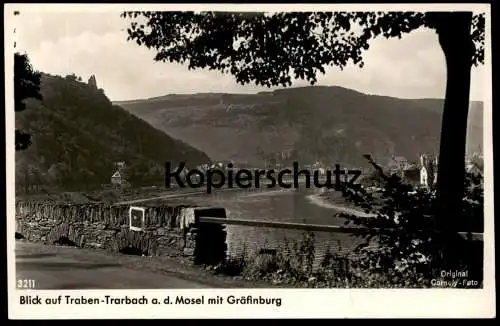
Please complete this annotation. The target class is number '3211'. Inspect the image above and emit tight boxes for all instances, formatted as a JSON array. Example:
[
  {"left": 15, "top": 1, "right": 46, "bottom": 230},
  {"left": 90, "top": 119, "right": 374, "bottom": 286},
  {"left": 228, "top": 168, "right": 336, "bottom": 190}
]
[{"left": 17, "top": 279, "right": 36, "bottom": 289}]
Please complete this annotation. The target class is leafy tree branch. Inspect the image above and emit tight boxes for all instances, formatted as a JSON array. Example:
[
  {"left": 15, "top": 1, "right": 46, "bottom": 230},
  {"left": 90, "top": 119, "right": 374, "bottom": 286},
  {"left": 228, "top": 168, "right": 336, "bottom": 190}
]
[{"left": 14, "top": 53, "right": 43, "bottom": 151}]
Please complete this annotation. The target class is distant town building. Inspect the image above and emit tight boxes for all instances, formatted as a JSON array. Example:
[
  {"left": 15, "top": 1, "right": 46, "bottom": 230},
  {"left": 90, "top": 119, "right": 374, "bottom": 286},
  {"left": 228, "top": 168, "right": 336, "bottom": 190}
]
[
  {"left": 272, "top": 149, "right": 294, "bottom": 169},
  {"left": 402, "top": 164, "right": 421, "bottom": 185},
  {"left": 111, "top": 170, "right": 122, "bottom": 186},
  {"left": 280, "top": 149, "right": 293, "bottom": 160},
  {"left": 116, "top": 161, "right": 126, "bottom": 170},
  {"left": 110, "top": 161, "right": 129, "bottom": 187},
  {"left": 419, "top": 154, "right": 438, "bottom": 188},
  {"left": 388, "top": 155, "right": 410, "bottom": 173}
]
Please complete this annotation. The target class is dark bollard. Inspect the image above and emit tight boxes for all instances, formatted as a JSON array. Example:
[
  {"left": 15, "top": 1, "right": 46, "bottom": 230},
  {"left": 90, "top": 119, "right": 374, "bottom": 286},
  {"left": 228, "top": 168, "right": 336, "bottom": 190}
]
[{"left": 191, "top": 207, "right": 228, "bottom": 266}]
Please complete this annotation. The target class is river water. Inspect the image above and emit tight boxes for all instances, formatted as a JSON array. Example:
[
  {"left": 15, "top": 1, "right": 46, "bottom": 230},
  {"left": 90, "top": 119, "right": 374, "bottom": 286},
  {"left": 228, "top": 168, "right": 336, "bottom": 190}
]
[{"left": 158, "top": 187, "right": 373, "bottom": 263}]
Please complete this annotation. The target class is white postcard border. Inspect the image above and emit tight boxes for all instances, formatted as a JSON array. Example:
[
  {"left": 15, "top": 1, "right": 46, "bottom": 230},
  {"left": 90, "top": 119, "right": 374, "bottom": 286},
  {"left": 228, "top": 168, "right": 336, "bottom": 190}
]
[{"left": 5, "top": 3, "right": 495, "bottom": 319}]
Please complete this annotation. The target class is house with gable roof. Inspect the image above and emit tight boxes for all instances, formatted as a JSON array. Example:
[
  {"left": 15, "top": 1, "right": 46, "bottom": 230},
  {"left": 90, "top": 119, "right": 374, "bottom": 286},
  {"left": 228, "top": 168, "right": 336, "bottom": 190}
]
[
  {"left": 110, "top": 161, "right": 129, "bottom": 187},
  {"left": 111, "top": 170, "right": 123, "bottom": 186}
]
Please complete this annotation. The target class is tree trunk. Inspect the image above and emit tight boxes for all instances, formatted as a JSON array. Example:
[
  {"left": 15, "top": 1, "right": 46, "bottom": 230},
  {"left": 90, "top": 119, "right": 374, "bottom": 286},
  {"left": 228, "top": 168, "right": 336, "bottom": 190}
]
[{"left": 434, "top": 12, "right": 475, "bottom": 231}]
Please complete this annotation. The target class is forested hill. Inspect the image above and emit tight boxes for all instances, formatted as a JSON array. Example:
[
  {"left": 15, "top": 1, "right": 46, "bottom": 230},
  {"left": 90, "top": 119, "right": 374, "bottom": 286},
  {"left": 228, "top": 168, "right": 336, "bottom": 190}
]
[
  {"left": 15, "top": 73, "right": 210, "bottom": 193},
  {"left": 116, "top": 86, "right": 483, "bottom": 168}
]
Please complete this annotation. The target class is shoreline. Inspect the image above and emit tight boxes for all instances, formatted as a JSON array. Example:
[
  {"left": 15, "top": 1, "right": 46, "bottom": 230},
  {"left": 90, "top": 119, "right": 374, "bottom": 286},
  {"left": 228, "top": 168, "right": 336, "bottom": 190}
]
[{"left": 305, "top": 193, "right": 376, "bottom": 218}]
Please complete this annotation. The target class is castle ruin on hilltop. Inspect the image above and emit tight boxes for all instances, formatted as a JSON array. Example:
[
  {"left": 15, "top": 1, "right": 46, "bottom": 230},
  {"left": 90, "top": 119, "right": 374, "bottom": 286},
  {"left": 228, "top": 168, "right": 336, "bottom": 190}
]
[{"left": 88, "top": 75, "right": 98, "bottom": 89}]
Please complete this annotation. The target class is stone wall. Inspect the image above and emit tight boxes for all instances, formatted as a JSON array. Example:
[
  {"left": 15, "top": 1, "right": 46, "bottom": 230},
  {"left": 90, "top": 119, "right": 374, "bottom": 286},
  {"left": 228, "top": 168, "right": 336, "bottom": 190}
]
[{"left": 15, "top": 201, "right": 228, "bottom": 265}]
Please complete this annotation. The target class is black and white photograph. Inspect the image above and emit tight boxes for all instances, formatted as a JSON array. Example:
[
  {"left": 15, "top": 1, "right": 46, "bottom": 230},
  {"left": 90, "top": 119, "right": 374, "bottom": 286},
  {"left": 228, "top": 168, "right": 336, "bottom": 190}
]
[{"left": 7, "top": 3, "right": 495, "bottom": 319}]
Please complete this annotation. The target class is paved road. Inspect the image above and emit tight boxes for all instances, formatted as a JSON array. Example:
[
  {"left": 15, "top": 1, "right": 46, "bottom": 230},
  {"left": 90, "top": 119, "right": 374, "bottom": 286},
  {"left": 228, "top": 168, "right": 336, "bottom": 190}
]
[{"left": 15, "top": 241, "right": 212, "bottom": 289}]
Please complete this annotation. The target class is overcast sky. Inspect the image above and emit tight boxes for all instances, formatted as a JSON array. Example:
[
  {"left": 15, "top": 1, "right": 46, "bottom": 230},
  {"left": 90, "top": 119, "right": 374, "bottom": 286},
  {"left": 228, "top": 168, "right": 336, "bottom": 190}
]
[{"left": 12, "top": 10, "right": 486, "bottom": 102}]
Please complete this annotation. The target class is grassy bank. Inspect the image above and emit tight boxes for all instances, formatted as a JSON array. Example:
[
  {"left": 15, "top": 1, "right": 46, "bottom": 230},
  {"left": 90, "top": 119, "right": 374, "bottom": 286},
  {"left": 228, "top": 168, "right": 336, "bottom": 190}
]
[
  {"left": 206, "top": 231, "right": 483, "bottom": 289},
  {"left": 206, "top": 231, "right": 388, "bottom": 288}
]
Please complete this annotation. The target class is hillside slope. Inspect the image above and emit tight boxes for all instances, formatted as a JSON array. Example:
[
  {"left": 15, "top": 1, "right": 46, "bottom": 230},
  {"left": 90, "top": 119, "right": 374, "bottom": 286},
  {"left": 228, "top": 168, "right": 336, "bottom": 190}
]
[
  {"left": 115, "top": 86, "right": 483, "bottom": 168},
  {"left": 15, "top": 73, "right": 210, "bottom": 192}
]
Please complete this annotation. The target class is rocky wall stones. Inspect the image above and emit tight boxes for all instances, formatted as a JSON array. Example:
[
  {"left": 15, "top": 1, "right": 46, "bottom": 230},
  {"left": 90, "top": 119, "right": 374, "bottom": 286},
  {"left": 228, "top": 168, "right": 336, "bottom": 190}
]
[
  {"left": 15, "top": 202, "right": 229, "bottom": 265},
  {"left": 15, "top": 202, "right": 191, "bottom": 258}
]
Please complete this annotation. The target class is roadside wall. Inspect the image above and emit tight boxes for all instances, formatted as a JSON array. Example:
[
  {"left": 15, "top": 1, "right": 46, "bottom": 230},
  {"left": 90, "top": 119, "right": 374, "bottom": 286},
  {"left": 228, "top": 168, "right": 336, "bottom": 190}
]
[{"left": 15, "top": 201, "right": 227, "bottom": 265}]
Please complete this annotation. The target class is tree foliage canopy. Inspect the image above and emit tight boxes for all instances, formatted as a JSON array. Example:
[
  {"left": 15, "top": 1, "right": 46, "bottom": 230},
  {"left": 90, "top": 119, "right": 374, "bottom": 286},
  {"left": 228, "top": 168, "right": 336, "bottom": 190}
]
[
  {"left": 15, "top": 53, "right": 42, "bottom": 112},
  {"left": 122, "top": 11, "right": 485, "bottom": 87},
  {"left": 14, "top": 53, "right": 43, "bottom": 151}
]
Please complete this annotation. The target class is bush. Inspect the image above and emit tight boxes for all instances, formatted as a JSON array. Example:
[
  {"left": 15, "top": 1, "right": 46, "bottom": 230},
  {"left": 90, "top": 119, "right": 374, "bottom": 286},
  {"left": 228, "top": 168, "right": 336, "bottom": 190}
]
[{"left": 340, "top": 158, "right": 484, "bottom": 288}]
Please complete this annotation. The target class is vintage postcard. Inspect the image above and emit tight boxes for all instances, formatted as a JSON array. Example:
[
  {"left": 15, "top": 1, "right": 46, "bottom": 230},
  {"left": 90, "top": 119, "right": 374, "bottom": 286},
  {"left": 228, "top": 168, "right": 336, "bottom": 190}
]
[{"left": 5, "top": 3, "right": 495, "bottom": 319}]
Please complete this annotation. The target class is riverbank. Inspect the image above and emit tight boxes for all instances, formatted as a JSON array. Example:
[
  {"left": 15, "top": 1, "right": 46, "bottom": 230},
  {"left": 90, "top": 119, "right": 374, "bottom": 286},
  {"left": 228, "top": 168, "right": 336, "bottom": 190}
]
[{"left": 306, "top": 191, "right": 375, "bottom": 218}]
